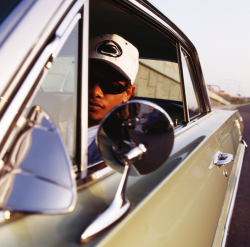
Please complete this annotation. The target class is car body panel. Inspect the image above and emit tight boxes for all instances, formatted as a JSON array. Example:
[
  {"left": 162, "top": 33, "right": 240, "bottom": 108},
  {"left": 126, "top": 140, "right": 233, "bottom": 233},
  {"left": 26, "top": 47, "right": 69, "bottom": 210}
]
[
  {"left": 94, "top": 110, "right": 243, "bottom": 247},
  {"left": 0, "top": 109, "right": 243, "bottom": 247}
]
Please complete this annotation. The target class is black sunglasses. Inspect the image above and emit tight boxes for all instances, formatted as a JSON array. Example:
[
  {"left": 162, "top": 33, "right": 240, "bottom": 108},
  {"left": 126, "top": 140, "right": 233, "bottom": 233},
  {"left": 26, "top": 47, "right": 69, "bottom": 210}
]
[{"left": 89, "top": 75, "right": 129, "bottom": 94}]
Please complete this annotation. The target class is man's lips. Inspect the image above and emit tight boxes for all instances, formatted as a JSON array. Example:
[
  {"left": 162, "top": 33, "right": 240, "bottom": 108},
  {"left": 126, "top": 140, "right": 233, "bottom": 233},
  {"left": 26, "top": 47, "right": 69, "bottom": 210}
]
[{"left": 89, "top": 101, "right": 104, "bottom": 110}]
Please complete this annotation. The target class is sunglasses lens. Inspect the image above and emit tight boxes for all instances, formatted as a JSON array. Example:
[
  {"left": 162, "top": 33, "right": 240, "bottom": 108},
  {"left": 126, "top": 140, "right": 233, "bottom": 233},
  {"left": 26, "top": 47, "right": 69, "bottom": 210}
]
[
  {"left": 103, "top": 81, "right": 126, "bottom": 94},
  {"left": 89, "top": 76, "right": 128, "bottom": 94}
]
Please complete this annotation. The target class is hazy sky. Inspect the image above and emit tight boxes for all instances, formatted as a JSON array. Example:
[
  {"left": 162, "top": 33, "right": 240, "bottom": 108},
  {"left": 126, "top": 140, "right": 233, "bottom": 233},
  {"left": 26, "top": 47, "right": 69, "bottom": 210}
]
[{"left": 150, "top": 0, "right": 250, "bottom": 97}]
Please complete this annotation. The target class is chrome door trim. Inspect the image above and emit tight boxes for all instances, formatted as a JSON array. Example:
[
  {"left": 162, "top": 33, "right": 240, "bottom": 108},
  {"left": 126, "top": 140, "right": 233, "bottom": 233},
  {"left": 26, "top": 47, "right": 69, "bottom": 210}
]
[
  {"left": 212, "top": 142, "right": 246, "bottom": 247},
  {"left": 221, "top": 145, "right": 245, "bottom": 246}
]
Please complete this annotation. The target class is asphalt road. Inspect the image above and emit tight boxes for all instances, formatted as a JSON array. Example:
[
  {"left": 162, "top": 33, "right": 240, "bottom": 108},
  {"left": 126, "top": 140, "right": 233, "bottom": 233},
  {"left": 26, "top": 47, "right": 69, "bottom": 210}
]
[{"left": 226, "top": 104, "right": 250, "bottom": 247}]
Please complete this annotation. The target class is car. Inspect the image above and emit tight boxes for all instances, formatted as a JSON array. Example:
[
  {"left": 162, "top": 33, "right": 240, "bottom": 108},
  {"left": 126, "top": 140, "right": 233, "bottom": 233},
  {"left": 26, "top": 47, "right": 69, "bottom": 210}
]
[{"left": 0, "top": 0, "right": 246, "bottom": 246}]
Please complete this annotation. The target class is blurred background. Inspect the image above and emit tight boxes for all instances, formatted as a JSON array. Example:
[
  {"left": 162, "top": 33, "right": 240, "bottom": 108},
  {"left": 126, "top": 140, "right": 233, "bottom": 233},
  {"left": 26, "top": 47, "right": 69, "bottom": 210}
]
[{"left": 150, "top": 0, "right": 250, "bottom": 105}]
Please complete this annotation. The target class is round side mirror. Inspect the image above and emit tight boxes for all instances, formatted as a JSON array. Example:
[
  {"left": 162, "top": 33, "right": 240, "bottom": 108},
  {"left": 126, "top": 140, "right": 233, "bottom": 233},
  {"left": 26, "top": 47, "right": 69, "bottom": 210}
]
[
  {"left": 81, "top": 100, "right": 174, "bottom": 243},
  {"left": 97, "top": 100, "right": 174, "bottom": 175}
]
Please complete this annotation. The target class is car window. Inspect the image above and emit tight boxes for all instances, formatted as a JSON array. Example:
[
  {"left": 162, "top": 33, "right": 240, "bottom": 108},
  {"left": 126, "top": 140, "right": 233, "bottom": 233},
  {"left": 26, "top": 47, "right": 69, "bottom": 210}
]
[
  {"left": 87, "top": 0, "right": 187, "bottom": 167},
  {"left": 180, "top": 48, "right": 200, "bottom": 119},
  {"left": 28, "top": 20, "right": 79, "bottom": 161},
  {"left": 135, "top": 59, "right": 181, "bottom": 101},
  {"left": 134, "top": 59, "right": 183, "bottom": 127}
]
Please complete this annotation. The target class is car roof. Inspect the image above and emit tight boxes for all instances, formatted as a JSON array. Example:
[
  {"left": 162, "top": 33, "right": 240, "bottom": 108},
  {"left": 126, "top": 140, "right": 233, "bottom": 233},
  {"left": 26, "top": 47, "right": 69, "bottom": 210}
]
[{"left": 0, "top": 0, "right": 22, "bottom": 25}]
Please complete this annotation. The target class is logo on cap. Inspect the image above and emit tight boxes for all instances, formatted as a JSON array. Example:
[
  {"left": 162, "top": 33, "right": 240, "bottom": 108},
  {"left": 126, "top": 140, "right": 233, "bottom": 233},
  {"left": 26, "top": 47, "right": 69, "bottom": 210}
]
[{"left": 96, "top": 40, "right": 122, "bottom": 58}]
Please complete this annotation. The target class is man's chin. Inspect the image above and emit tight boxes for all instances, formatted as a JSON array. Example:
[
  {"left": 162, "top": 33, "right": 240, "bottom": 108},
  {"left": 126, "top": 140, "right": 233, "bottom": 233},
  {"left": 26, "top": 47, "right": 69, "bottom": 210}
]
[{"left": 88, "top": 113, "right": 103, "bottom": 127}]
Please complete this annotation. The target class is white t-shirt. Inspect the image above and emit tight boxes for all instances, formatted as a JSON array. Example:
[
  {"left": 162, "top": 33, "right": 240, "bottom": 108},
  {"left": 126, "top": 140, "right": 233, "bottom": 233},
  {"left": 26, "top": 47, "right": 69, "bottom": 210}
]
[{"left": 88, "top": 125, "right": 99, "bottom": 146}]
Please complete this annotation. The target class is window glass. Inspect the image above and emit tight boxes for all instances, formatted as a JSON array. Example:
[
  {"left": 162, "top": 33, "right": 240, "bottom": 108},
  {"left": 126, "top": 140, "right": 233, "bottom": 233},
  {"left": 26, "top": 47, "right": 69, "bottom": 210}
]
[
  {"left": 30, "top": 22, "right": 79, "bottom": 160},
  {"left": 180, "top": 49, "right": 200, "bottom": 118},
  {"left": 134, "top": 59, "right": 181, "bottom": 101}
]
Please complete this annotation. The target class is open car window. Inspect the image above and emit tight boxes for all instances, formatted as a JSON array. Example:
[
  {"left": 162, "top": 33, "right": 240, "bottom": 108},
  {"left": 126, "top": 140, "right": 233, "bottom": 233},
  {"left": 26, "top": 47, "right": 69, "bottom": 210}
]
[
  {"left": 134, "top": 59, "right": 183, "bottom": 127},
  {"left": 87, "top": 0, "right": 205, "bottom": 167}
]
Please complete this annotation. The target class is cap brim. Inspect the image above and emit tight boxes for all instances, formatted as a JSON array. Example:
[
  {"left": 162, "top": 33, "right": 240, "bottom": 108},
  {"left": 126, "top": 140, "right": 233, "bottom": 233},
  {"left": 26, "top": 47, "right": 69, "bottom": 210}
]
[{"left": 89, "top": 59, "right": 130, "bottom": 82}]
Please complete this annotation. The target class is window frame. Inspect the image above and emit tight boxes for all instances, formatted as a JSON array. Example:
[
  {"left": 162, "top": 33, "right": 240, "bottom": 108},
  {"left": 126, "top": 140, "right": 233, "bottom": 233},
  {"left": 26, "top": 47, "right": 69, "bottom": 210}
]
[
  {"left": 79, "top": 0, "right": 213, "bottom": 186},
  {"left": 179, "top": 46, "right": 202, "bottom": 121},
  {"left": 0, "top": 0, "right": 88, "bottom": 173}
]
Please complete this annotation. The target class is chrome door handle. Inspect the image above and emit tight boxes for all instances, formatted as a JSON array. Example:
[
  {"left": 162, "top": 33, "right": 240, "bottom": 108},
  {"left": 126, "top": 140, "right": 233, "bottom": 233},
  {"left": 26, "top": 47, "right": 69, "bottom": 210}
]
[
  {"left": 213, "top": 151, "right": 233, "bottom": 168},
  {"left": 241, "top": 139, "right": 248, "bottom": 147}
]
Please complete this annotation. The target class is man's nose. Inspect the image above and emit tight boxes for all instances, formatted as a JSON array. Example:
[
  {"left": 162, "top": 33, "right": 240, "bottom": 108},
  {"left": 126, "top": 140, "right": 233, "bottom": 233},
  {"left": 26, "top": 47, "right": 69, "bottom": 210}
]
[{"left": 89, "top": 82, "right": 104, "bottom": 98}]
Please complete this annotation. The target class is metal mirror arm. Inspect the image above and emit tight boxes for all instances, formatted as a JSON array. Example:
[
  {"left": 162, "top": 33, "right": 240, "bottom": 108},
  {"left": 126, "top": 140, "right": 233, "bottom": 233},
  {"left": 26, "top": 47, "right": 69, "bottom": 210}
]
[{"left": 80, "top": 144, "right": 146, "bottom": 243}]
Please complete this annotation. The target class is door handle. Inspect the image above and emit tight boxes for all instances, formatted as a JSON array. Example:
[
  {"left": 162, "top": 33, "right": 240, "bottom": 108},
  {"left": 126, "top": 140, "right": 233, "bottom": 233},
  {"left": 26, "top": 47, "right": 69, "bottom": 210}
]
[{"left": 213, "top": 151, "right": 233, "bottom": 168}]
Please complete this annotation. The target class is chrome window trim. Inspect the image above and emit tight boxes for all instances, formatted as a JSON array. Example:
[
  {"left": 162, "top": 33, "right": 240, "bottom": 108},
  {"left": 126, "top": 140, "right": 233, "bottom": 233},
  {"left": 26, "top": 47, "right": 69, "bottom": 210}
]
[
  {"left": 0, "top": 0, "right": 86, "bottom": 157},
  {"left": 80, "top": 0, "right": 89, "bottom": 174},
  {"left": 176, "top": 43, "right": 189, "bottom": 123},
  {"left": 174, "top": 112, "right": 213, "bottom": 138},
  {"left": 180, "top": 46, "right": 202, "bottom": 120},
  {"left": 0, "top": 38, "right": 59, "bottom": 157},
  {"left": 56, "top": 0, "right": 87, "bottom": 38},
  {"left": 128, "top": 0, "right": 185, "bottom": 44},
  {"left": 53, "top": 13, "right": 82, "bottom": 59}
]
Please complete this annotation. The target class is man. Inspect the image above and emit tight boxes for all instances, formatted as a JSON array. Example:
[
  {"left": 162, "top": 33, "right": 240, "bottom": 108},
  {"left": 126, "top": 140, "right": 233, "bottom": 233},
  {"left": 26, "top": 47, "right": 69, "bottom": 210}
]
[{"left": 88, "top": 34, "right": 139, "bottom": 164}]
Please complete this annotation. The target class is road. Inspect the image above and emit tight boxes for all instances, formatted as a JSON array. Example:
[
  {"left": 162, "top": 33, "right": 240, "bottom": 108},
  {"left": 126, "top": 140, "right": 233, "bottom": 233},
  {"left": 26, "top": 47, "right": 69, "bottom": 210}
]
[{"left": 226, "top": 104, "right": 250, "bottom": 247}]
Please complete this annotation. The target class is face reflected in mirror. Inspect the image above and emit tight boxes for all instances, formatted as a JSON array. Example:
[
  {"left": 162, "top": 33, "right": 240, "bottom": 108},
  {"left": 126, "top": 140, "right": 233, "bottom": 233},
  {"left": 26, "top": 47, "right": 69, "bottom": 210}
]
[{"left": 88, "top": 62, "right": 135, "bottom": 127}]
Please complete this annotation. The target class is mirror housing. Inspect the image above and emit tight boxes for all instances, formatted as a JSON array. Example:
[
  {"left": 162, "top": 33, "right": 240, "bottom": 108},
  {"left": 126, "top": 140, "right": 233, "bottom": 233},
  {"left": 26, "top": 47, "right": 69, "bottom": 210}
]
[
  {"left": 0, "top": 106, "right": 76, "bottom": 214},
  {"left": 81, "top": 100, "right": 174, "bottom": 242}
]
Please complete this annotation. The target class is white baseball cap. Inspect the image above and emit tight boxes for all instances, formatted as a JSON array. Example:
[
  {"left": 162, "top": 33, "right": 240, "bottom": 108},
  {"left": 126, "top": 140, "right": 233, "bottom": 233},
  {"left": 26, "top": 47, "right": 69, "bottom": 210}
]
[{"left": 89, "top": 34, "right": 139, "bottom": 84}]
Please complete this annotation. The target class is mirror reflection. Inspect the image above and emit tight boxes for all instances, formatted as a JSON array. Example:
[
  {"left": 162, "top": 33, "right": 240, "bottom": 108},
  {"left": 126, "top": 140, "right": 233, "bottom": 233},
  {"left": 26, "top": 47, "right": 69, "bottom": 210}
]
[{"left": 98, "top": 100, "right": 174, "bottom": 175}]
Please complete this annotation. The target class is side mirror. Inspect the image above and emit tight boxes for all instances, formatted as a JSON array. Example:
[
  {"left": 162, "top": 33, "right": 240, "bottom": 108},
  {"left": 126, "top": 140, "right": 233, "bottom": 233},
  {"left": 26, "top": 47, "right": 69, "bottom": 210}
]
[
  {"left": 0, "top": 106, "right": 76, "bottom": 214},
  {"left": 81, "top": 100, "right": 174, "bottom": 243}
]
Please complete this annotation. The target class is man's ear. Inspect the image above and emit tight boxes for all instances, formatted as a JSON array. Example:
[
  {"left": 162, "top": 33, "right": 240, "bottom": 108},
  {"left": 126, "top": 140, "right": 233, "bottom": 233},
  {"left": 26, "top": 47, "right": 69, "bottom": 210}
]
[{"left": 122, "top": 85, "right": 136, "bottom": 102}]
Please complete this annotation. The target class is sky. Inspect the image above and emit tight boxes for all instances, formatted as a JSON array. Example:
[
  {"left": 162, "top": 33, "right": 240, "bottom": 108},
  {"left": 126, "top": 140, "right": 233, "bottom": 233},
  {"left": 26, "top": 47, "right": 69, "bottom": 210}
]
[{"left": 150, "top": 0, "right": 250, "bottom": 98}]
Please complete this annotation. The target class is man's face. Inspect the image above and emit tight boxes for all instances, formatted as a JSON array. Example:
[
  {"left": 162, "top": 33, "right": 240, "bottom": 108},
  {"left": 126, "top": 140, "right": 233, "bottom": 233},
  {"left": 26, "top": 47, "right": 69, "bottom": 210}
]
[{"left": 88, "top": 74, "right": 135, "bottom": 127}]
